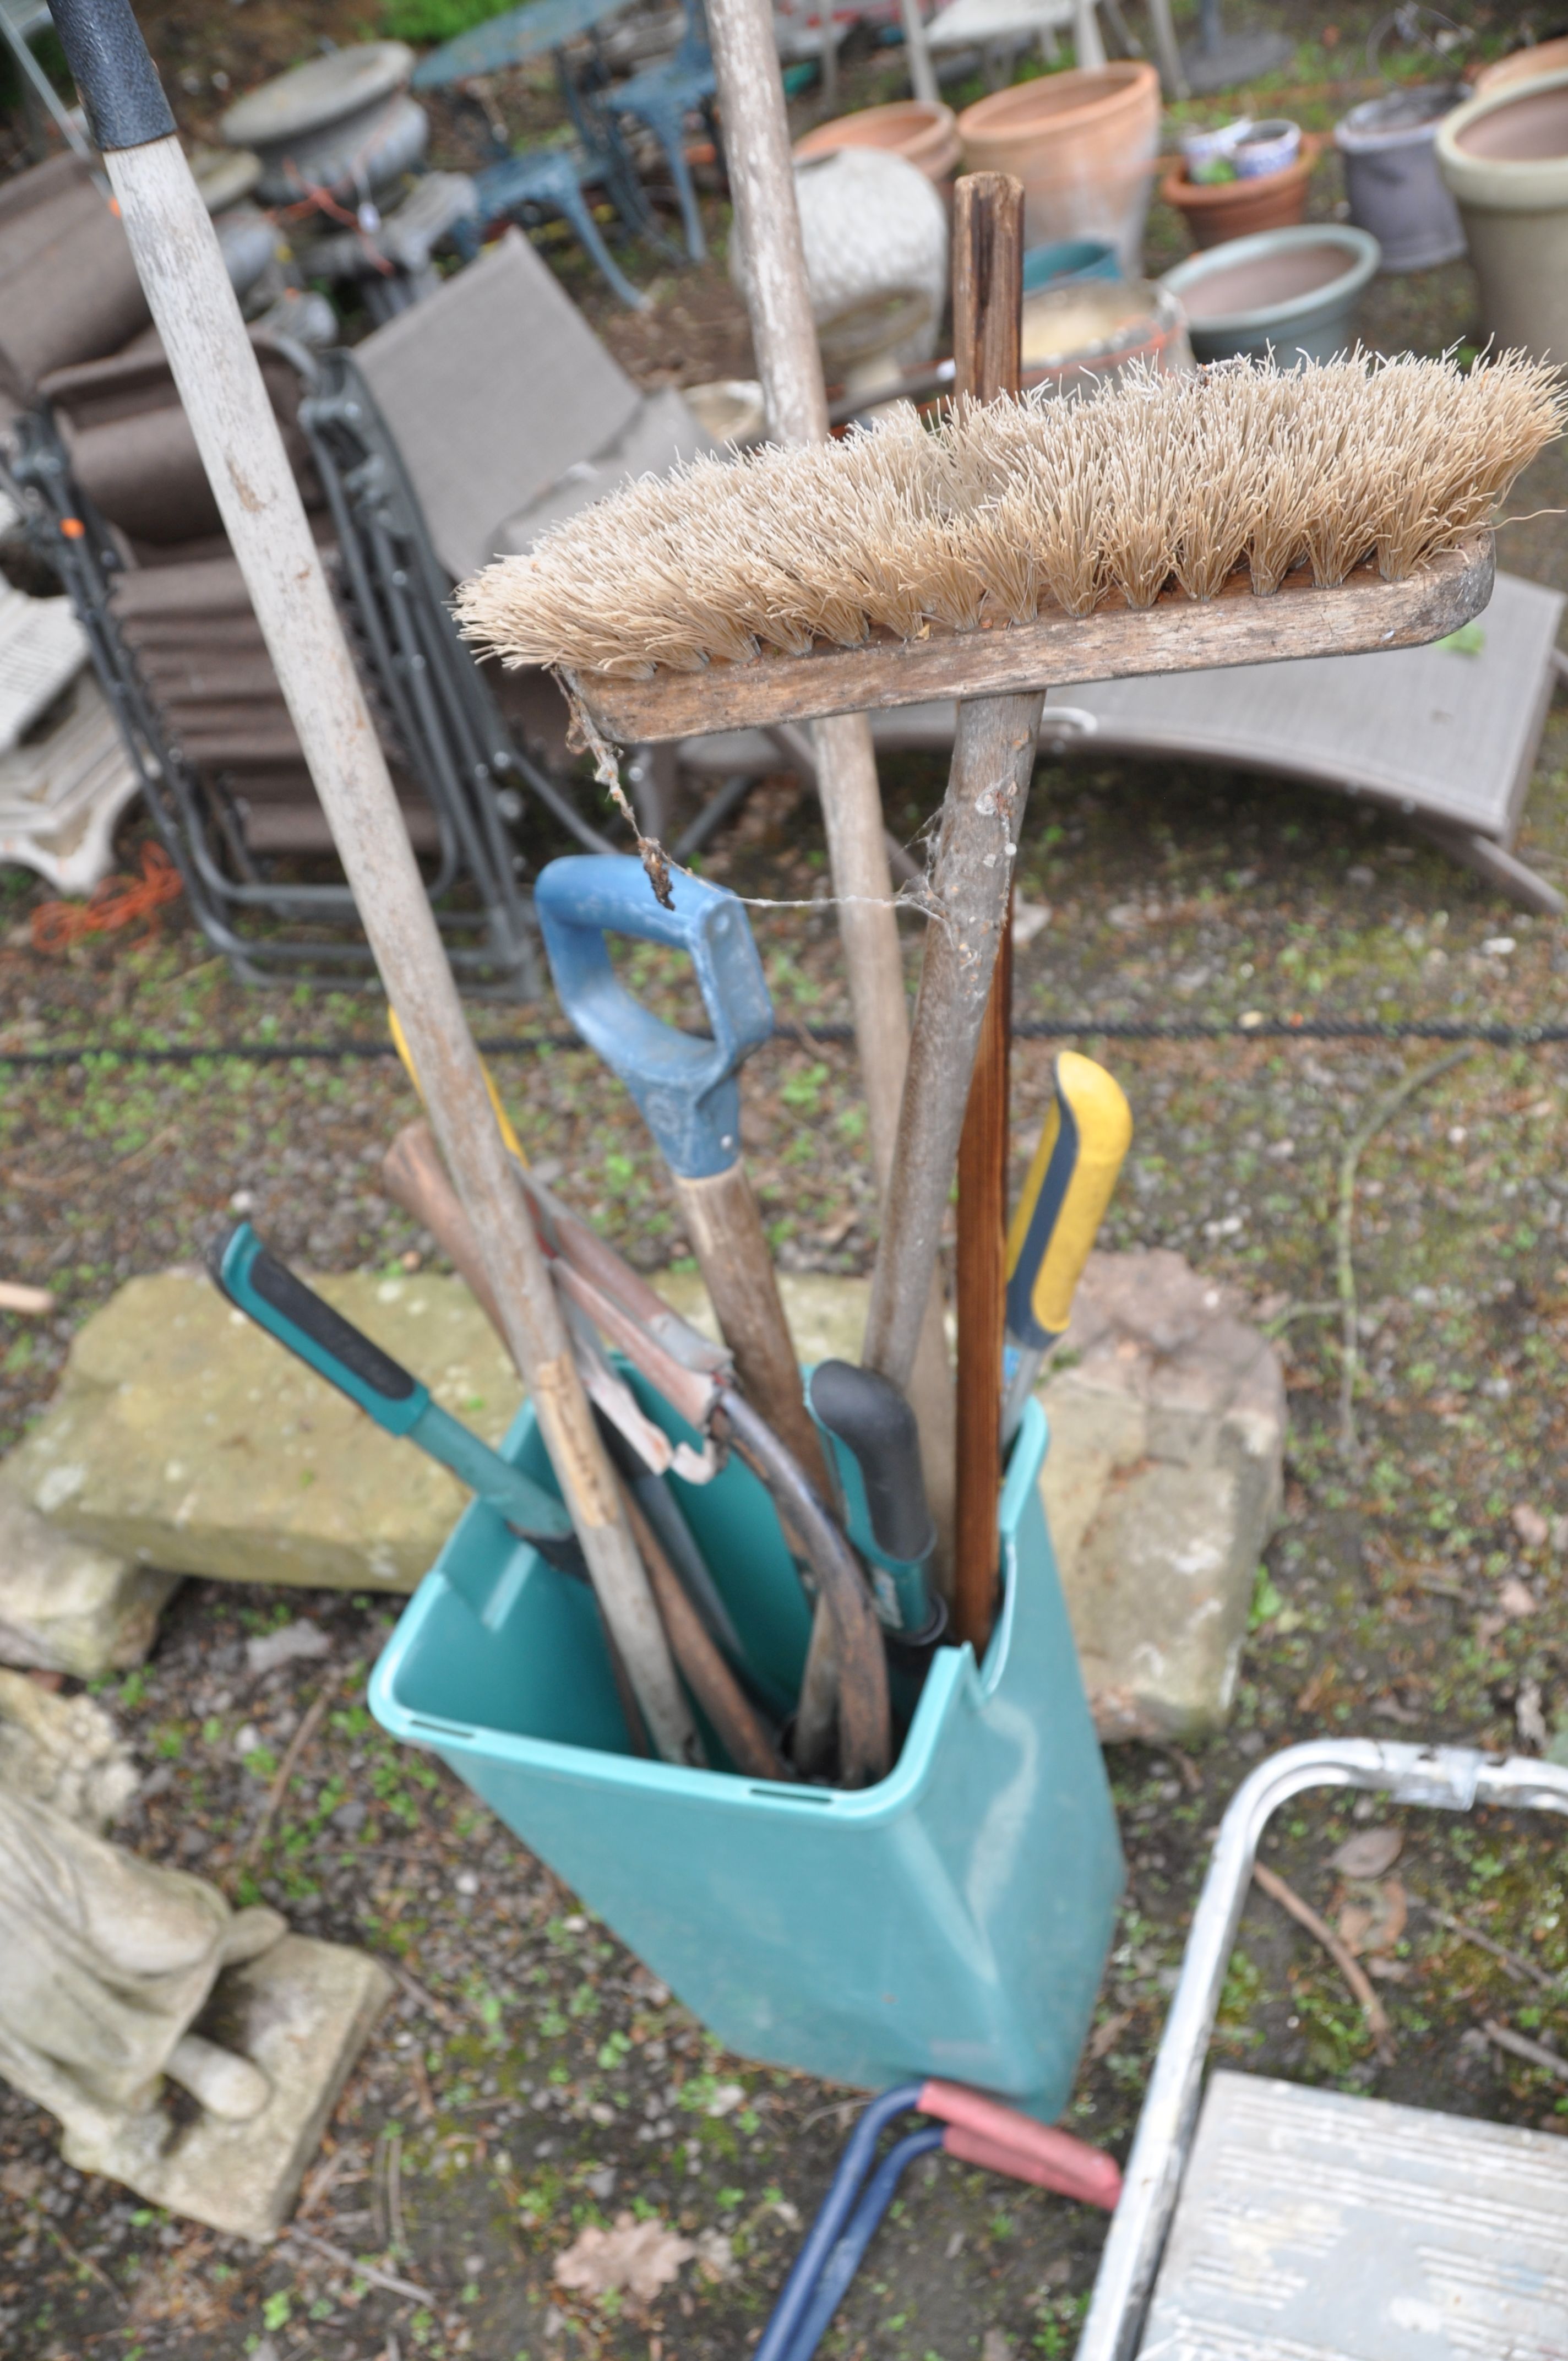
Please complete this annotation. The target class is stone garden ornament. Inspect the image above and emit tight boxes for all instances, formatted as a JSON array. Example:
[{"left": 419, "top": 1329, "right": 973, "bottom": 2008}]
[{"left": 0, "top": 1724, "right": 392, "bottom": 2238}]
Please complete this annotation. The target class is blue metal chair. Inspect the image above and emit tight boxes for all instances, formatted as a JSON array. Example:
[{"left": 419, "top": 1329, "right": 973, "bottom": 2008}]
[
  {"left": 606, "top": 0, "right": 717, "bottom": 263},
  {"left": 470, "top": 146, "right": 650, "bottom": 308}
]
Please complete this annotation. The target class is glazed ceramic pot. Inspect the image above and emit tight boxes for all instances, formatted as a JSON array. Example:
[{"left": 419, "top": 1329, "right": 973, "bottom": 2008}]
[
  {"left": 1159, "top": 224, "right": 1381, "bottom": 362},
  {"left": 1022, "top": 236, "right": 1120, "bottom": 292},
  {"left": 1335, "top": 84, "right": 1466, "bottom": 271},
  {"left": 957, "top": 64, "right": 1161, "bottom": 273},
  {"left": 1437, "top": 68, "right": 1568, "bottom": 361}
]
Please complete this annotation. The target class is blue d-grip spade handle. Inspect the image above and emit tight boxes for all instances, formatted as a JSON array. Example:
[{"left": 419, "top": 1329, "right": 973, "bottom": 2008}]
[
  {"left": 535, "top": 855, "right": 774, "bottom": 1179},
  {"left": 211, "top": 1223, "right": 575, "bottom": 1548}
]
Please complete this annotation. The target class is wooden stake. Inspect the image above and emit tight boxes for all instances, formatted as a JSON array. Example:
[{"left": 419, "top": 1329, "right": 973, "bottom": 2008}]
[
  {"left": 704, "top": 0, "right": 955, "bottom": 1570},
  {"left": 952, "top": 173, "right": 1023, "bottom": 1657},
  {"left": 50, "top": 0, "right": 697, "bottom": 1767}
]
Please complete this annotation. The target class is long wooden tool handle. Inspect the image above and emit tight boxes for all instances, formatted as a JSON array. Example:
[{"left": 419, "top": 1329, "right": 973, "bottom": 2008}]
[
  {"left": 671, "top": 1164, "right": 831, "bottom": 1495},
  {"left": 383, "top": 1120, "right": 506, "bottom": 1339},
  {"left": 862, "top": 693, "right": 1042, "bottom": 1395},
  {"left": 45, "top": 0, "right": 696, "bottom": 1771},
  {"left": 620, "top": 1483, "right": 792, "bottom": 1782},
  {"left": 704, "top": 0, "right": 955, "bottom": 1573},
  {"left": 952, "top": 173, "right": 1025, "bottom": 1657},
  {"left": 380, "top": 1122, "right": 785, "bottom": 1778},
  {"left": 862, "top": 172, "right": 1044, "bottom": 1408}
]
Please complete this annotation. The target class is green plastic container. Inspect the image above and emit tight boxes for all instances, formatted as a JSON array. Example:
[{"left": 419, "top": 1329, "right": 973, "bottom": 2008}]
[{"left": 369, "top": 1393, "right": 1124, "bottom": 2114}]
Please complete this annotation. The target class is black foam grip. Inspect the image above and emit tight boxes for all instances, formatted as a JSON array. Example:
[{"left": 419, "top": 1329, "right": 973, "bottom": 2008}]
[
  {"left": 807, "top": 1359, "right": 934, "bottom": 1562},
  {"left": 249, "top": 1245, "right": 418, "bottom": 1403},
  {"left": 48, "top": 0, "right": 176, "bottom": 151}
]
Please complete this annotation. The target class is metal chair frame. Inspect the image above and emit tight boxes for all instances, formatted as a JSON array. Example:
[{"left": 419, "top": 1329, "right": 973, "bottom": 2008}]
[{"left": 2, "top": 344, "right": 618, "bottom": 989}]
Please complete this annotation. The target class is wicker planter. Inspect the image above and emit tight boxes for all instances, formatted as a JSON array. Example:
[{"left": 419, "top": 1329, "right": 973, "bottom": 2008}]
[{"left": 1161, "top": 134, "right": 1323, "bottom": 249}]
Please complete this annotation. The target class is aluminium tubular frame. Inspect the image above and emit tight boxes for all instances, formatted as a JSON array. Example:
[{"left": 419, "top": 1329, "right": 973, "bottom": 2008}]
[{"left": 1077, "top": 1736, "right": 1568, "bottom": 2361}]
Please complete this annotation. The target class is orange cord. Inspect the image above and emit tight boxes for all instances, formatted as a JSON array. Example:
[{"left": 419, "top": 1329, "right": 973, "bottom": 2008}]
[{"left": 31, "top": 844, "right": 184, "bottom": 955}]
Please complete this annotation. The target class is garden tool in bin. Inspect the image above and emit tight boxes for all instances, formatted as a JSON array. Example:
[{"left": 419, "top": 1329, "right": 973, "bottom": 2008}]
[
  {"left": 535, "top": 854, "right": 889, "bottom": 1782},
  {"left": 379, "top": 1078, "right": 889, "bottom": 1784},
  {"left": 534, "top": 855, "right": 827, "bottom": 1484},
  {"left": 210, "top": 1222, "right": 585, "bottom": 1590},
  {"left": 1002, "top": 1052, "right": 1132, "bottom": 1445},
  {"left": 805, "top": 1360, "right": 939, "bottom": 1646}
]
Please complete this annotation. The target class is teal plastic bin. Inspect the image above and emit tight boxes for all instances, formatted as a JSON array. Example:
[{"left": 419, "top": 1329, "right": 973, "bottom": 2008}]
[{"left": 369, "top": 1393, "right": 1124, "bottom": 2115}]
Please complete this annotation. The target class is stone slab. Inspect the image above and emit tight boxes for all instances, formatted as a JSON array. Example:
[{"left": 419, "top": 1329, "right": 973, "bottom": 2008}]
[
  {"left": 3, "top": 1267, "right": 869, "bottom": 1600},
  {"left": 60, "top": 1933, "right": 394, "bottom": 2242},
  {"left": 0, "top": 1468, "right": 179, "bottom": 1674},
  {"left": 4, "top": 1270, "right": 526, "bottom": 1593},
  {"left": 1038, "top": 1249, "right": 1286, "bottom": 1743}
]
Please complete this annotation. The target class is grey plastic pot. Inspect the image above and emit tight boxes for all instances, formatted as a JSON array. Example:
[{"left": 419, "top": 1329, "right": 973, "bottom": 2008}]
[
  {"left": 1158, "top": 225, "right": 1381, "bottom": 363},
  {"left": 1437, "top": 68, "right": 1568, "bottom": 363},
  {"left": 1335, "top": 83, "right": 1466, "bottom": 271}
]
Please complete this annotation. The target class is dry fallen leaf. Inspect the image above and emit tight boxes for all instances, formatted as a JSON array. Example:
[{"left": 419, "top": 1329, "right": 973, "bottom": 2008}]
[
  {"left": 1336, "top": 1900, "right": 1374, "bottom": 1955},
  {"left": 554, "top": 2213, "right": 694, "bottom": 2303},
  {"left": 1331, "top": 1825, "right": 1404, "bottom": 1880},
  {"left": 1512, "top": 1503, "right": 1550, "bottom": 1549},
  {"left": 1517, "top": 1680, "right": 1548, "bottom": 1750},
  {"left": 1088, "top": 2009, "right": 1133, "bottom": 2060},
  {"left": 1498, "top": 1577, "right": 1538, "bottom": 1620},
  {"left": 1374, "top": 1876, "right": 1408, "bottom": 1955},
  {"left": 692, "top": 2229, "right": 737, "bottom": 2284}
]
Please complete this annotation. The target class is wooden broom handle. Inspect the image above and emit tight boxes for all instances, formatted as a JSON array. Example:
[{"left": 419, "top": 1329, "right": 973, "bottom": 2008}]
[
  {"left": 952, "top": 173, "right": 1025, "bottom": 1657},
  {"left": 704, "top": 0, "right": 956, "bottom": 1573},
  {"left": 45, "top": 0, "right": 698, "bottom": 1769}
]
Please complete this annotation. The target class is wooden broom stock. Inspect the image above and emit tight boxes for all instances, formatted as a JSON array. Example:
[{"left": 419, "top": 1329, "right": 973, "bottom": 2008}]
[
  {"left": 861, "top": 180, "right": 1045, "bottom": 1543},
  {"left": 952, "top": 175, "right": 1025, "bottom": 1657},
  {"left": 703, "top": 0, "right": 956, "bottom": 1589},
  {"left": 43, "top": 0, "right": 698, "bottom": 1771}
]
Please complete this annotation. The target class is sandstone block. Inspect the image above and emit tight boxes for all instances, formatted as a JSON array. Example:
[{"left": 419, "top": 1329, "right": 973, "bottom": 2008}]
[
  {"left": 1038, "top": 1249, "right": 1286, "bottom": 1742},
  {"left": 4, "top": 1270, "right": 524, "bottom": 1593}
]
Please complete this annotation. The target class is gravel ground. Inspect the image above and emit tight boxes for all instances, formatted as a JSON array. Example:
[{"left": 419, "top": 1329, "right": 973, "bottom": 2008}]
[{"left": 5, "top": 4, "right": 1568, "bottom": 2355}]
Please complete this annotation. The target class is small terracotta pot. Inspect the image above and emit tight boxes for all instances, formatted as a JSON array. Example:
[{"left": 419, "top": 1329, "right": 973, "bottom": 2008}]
[
  {"left": 1160, "top": 133, "right": 1324, "bottom": 249},
  {"left": 957, "top": 63, "right": 1161, "bottom": 271},
  {"left": 794, "top": 100, "right": 962, "bottom": 187}
]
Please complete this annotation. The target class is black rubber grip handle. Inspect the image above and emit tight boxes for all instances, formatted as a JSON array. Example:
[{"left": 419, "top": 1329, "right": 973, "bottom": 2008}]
[
  {"left": 249, "top": 1247, "right": 417, "bottom": 1403},
  {"left": 49, "top": 0, "right": 177, "bottom": 150},
  {"left": 807, "top": 1359, "right": 935, "bottom": 1563}
]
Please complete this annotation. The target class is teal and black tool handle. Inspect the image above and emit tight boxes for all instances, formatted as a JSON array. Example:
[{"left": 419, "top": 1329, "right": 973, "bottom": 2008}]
[
  {"left": 211, "top": 1223, "right": 580, "bottom": 1563},
  {"left": 806, "top": 1361, "right": 937, "bottom": 1639}
]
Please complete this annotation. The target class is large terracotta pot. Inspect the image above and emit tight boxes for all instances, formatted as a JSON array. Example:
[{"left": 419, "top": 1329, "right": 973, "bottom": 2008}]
[
  {"left": 794, "top": 100, "right": 961, "bottom": 187},
  {"left": 1474, "top": 35, "right": 1568, "bottom": 96},
  {"left": 1437, "top": 69, "right": 1568, "bottom": 362},
  {"left": 1161, "top": 134, "right": 1322, "bottom": 248},
  {"left": 957, "top": 64, "right": 1161, "bottom": 274}
]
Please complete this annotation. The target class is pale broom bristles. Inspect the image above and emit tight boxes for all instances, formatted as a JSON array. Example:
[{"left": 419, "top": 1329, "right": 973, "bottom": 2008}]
[{"left": 457, "top": 352, "right": 1565, "bottom": 679}]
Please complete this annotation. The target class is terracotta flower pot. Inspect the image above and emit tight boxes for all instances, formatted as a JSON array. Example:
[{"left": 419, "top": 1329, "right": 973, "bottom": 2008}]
[
  {"left": 1160, "top": 133, "right": 1323, "bottom": 249},
  {"left": 957, "top": 63, "right": 1161, "bottom": 273},
  {"left": 794, "top": 100, "right": 961, "bottom": 187},
  {"left": 1473, "top": 35, "right": 1568, "bottom": 96}
]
